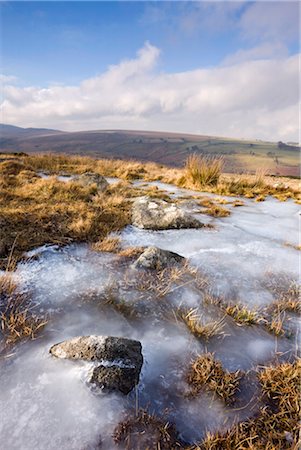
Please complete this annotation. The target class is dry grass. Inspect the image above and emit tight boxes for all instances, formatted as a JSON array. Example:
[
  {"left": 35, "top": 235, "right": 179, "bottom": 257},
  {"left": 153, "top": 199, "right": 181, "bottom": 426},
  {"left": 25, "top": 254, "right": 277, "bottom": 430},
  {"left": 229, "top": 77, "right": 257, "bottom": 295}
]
[
  {"left": 203, "top": 295, "right": 289, "bottom": 336},
  {"left": 184, "top": 154, "right": 224, "bottom": 187},
  {"left": 176, "top": 308, "right": 225, "bottom": 340},
  {"left": 187, "top": 353, "right": 242, "bottom": 405},
  {"left": 205, "top": 296, "right": 261, "bottom": 326},
  {"left": 284, "top": 242, "right": 301, "bottom": 251},
  {"left": 232, "top": 199, "right": 245, "bottom": 207},
  {"left": 195, "top": 197, "right": 230, "bottom": 217},
  {"left": 92, "top": 236, "right": 121, "bottom": 253},
  {"left": 117, "top": 246, "right": 145, "bottom": 259},
  {"left": 19, "top": 152, "right": 300, "bottom": 201},
  {"left": 194, "top": 359, "right": 301, "bottom": 449},
  {"left": 0, "top": 273, "right": 47, "bottom": 349},
  {"left": 203, "top": 205, "right": 230, "bottom": 217},
  {"left": 224, "top": 304, "right": 259, "bottom": 325},
  {"left": 0, "top": 159, "right": 132, "bottom": 268},
  {"left": 1, "top": 153, "right": 299, "bottom": 268},
  {"left": 262, "top": 277, "right": 300, "bottom": 335},
  {"left": 123, "top": 261, "right": 207, "bottom": 299},
  {"left": 113, "top": 409, "right": 182, "bottom": 449}
]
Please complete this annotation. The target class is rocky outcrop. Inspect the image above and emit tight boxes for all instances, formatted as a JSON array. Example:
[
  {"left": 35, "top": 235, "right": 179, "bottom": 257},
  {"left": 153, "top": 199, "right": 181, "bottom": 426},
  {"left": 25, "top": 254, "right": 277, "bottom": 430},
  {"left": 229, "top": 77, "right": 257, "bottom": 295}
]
[
  {"left": 132, "top": 197, "right": 204, "bottom": 230},
  {"left": 50, "top": 336, "right": 143, "bottom": 395},
  {"left": 133, "top": 246, "right": 184, "bottom": 270},
  {"left": 75, "top": 173, "right": 109, "bottom": 191}
]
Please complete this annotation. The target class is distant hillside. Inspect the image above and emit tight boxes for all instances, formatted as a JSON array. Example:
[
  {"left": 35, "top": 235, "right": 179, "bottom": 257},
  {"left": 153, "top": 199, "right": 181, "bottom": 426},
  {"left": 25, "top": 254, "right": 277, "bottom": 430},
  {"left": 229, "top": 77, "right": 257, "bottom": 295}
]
[
  {"left": 0, "top": 124, "right": 61, "bottom": 138},
  {"left": 0, "top": 124, "right": 299, "bottom": 176}
]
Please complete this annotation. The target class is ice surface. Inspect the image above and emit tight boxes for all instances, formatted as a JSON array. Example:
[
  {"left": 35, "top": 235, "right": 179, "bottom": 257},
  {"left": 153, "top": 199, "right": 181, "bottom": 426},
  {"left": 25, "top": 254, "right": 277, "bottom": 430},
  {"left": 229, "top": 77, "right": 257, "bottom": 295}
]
[{"left": 0, "top": 183, "right": 299, "bottom": 448}]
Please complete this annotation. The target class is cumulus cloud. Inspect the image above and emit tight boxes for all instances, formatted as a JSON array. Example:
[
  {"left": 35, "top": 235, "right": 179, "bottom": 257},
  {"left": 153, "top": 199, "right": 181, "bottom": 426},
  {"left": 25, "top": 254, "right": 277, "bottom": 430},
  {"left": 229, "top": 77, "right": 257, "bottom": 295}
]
[{"left": 0, "top": 42, "right": 299, "bottom": 141}]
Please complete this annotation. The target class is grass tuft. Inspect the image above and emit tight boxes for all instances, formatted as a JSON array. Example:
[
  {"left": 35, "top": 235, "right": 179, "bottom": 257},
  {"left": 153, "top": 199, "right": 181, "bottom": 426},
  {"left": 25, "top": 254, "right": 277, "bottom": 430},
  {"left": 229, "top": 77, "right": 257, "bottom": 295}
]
[
  {"left": 224, "top": 304, "right": 259, "bottom": 325},
  {"left": 113, "top": 409, "right": 181, "bottom": 449},
  {"left": 0, "top": 274, "right": 47, "bottom": 349},
  {"left": 187, "top": 353, "right": 242, "bottom": 405},
  {"left": 92, "top": 236, "right": 121, "bottom": 253},
  {"left": 195, "top": 359, "right": 301, "bottom": 449},
  {"left": 185, "top": 154, "right": 223, "bottom": 187},
  {"left": 176, "top": 308, "right": 225, "bottom": 340}
]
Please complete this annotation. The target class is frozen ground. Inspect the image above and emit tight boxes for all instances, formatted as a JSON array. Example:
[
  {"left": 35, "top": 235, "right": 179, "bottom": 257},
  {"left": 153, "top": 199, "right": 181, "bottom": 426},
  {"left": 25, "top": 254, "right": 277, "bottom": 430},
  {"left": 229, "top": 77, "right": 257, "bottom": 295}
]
[{"left": 0, "top": 182, "right": 299, "bottom": 449}]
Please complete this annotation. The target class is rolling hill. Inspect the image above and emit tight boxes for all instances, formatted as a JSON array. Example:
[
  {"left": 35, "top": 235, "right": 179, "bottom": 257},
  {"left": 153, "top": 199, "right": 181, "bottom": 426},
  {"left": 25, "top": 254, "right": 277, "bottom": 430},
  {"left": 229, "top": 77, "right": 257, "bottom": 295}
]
[{"left": 0, "top": 124, "right": 299, "bottom": 176}]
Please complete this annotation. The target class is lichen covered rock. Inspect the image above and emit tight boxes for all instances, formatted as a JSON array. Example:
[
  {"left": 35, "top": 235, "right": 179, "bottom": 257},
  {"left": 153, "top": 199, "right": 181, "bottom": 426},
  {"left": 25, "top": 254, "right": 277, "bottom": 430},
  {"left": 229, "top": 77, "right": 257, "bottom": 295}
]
[
  {"left": 133, "top": 246, "right": 184, "bottom": 270},
  {"left": 50, "top": 336, "right": 143, "bottom": 394},
  {"left": 132, "top": 197, "right": 204, "bottom": 230}
]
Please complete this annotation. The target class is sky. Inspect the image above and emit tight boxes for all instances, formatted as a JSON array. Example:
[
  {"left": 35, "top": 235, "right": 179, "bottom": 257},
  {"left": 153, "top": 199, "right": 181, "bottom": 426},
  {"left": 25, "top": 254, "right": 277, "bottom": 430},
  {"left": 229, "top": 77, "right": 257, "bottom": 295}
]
[{"left": 0, "top": 1, "right": 299, "bottom": 141}]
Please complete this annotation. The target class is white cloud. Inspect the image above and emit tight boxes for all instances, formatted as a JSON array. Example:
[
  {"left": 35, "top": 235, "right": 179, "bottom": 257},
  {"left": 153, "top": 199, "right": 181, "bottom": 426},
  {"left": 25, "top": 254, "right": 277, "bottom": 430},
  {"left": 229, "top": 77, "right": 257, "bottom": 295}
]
[
  {"left": 239, "top": 1, "right": 299, "bottom": 44},
  {"left": 222, "top": 42, "right": 289, "bottom": 65},
  {"left": 0, "top": 42, "right": 299, "bottom": 141},
  {"left": 0, "top": 74, "right": 18, "bottom": 83}
]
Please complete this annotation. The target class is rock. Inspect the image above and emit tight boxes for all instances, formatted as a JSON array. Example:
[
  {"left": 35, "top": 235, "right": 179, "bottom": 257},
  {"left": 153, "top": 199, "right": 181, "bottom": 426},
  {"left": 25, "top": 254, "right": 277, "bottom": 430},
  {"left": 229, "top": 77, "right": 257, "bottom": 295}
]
[
  {"left": 50, "top": 336, "right": 143, "bottom": 395},
  {"left": 132, "top": 197, "right": 204, "bottom": 230},
  {"left": 133, "top": 246, "right": 184, "bottom": 270},
  {"left": 75, "top": 173, "right": 109, "bottom": 191},
  {"left": 90, "top": 365, "right": 140, "bottom": 395}
]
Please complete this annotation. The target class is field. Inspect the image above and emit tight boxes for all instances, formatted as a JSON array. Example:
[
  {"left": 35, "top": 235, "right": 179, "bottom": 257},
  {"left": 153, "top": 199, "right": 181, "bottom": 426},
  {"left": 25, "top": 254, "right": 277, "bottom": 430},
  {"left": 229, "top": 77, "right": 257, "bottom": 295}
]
[{"left": 0, "top": 125, "right": 299, "bottom": 177}]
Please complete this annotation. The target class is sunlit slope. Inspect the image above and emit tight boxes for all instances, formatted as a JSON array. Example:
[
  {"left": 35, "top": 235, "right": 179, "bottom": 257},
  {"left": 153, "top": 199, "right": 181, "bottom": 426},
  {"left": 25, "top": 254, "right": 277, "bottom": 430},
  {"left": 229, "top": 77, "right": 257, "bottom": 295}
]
[{"left": 0, "top": 126, "right": 299, "bottom": 176}]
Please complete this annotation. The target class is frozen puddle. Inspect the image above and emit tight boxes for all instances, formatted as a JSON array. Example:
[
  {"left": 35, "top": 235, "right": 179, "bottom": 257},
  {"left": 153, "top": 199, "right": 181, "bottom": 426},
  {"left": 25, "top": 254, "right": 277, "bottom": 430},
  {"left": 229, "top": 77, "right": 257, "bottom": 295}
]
[
  {"left": 38, "top": 172, "right": 120, "bottom": 185},
  {"left": 0, "top": 184, "right": 299, "bottom": 449}
]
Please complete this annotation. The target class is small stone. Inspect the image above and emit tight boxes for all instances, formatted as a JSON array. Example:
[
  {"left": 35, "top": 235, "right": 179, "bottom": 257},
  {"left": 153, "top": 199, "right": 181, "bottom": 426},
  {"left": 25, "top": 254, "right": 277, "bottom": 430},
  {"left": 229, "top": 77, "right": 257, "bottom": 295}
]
[
  {"left": 75, "top": 173, "right": 109, "bottom": 191},
  {"left": 133, "top": 246, "right": 185, "bottom": 270}
]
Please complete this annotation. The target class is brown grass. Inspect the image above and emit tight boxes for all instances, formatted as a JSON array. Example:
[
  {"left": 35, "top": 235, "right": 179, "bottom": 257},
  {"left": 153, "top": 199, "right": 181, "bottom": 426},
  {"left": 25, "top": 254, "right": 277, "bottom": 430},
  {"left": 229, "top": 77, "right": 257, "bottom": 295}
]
[
  {"left": 117, "top": 246, "right": 145, "bottom": 259},
  {"left": 203, "top": 205, "right": 230, "bottom": 217},
  {"left": 113, "top": 409, "right": 182, "bottom": 449},
  {"left": 0, "top": 273, "right": 47, "bottom": 349},
  {"left": 123, "top": 261, "right": 207, "bottom": 299},
  {"left": 0, "top": 160, "right": 132, "bottom": 268},
  {"left": 19, "top": 153, "right": 301, "bottom": 201},
  {"left": 1, "top": 153, "right": 299, "bottom": 268},
  {"left": 176, "top": 308, "right": 225, "bottom": 340},
  {"left": 224, "top": 304, "right": 259, "bottom": 325},
  {"left": 92, "top": 236, "right": 121, "bottom": 253},
  {"left": 184, "top": 154, "right": 224, "bottom": 187},
  {"left": 194, "top": 359, "right": 301, "bottom": 449},
  {"left": 187, "top": 353, "right": 242, "bottom": 405}
]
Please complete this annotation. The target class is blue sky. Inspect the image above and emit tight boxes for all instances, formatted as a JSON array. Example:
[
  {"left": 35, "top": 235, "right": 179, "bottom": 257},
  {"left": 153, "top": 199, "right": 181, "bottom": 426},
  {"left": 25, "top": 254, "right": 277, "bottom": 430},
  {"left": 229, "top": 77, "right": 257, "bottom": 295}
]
[
  {"left": 1, "top": 2, "right": 249, "bottom": 84},
  {"left": 0, "top": 1, "right": 299, "bottom": 140}
]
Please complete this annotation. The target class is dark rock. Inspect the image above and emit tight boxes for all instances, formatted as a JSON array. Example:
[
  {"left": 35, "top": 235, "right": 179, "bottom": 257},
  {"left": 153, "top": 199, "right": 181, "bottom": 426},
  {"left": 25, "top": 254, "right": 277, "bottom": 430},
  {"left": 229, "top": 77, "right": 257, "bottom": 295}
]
[
  {"left": 50, "top": 336, "right": 143, "bottom": 395},
  {"left": 89, "top": 365, "right": 140, "bottom": 395}
]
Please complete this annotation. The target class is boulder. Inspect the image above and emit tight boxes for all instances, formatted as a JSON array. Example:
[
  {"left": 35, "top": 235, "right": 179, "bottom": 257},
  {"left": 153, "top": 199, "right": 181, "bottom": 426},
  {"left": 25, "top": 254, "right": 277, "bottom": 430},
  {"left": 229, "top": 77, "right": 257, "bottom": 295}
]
[
  {"left": 50, "top": 335, "right": 143, "bottom": 395},
  {"left": 132, "top": 197, "right": 204, "bottom": 230},
  {"left": 75, "top": 173, "right": 109, "bottom": 191},
  {"left": 133, "top": 246, "right": 184, "bottom": 270}
]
